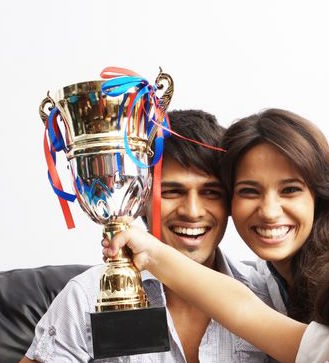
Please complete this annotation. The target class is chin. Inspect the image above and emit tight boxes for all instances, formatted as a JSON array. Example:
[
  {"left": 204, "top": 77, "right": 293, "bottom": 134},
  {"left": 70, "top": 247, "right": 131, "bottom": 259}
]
[
  {"left": 182, "top": 252, "right": 204, "bottom": 264},
  {"left": 257, "top": 250, "right": 289, "bottom": 263}
]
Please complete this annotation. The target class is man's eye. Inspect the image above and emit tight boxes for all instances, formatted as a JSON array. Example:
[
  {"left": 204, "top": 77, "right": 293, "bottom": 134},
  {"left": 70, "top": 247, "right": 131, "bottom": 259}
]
[
  {"left": 161, "top": 190, "right": 182, "bottom": 198},
  {"left": 281, "top": 186, "right": 302, "bottom": 194},
  {"left": 202, "top": 190, "right": 223, "bottom": 199}
]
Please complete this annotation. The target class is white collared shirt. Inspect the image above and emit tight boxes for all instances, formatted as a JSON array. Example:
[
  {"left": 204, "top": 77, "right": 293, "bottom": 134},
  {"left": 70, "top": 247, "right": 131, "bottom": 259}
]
[{"left": 26, "top": 248, "right": 278, "bottom": 362}]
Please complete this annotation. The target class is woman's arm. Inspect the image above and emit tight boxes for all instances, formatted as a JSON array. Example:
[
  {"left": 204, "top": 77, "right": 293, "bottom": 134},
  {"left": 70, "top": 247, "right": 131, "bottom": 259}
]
[
  {"left": 19, "top": 357, "right": 36, "bottom": 363},
  {"left": 106, "top": 226, "right": 307, "bottom": 363}
]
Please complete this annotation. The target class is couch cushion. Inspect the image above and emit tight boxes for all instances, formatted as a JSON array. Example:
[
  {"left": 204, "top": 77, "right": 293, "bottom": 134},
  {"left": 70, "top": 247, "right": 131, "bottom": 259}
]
[{"left": 0, "top": 265, "right": 89, "bottom": 363}]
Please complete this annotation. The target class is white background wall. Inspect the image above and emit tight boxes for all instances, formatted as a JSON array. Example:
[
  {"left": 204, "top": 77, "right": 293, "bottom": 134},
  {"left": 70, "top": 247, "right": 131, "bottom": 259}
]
[{"left": 1, "top": 0, "right": 329, "bottom": 270}]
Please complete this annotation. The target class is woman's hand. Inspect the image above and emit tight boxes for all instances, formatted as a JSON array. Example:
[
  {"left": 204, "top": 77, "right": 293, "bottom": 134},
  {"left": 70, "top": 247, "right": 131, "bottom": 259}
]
[{"left": 101, "top": 226, "right": 162, "bottom": 271}]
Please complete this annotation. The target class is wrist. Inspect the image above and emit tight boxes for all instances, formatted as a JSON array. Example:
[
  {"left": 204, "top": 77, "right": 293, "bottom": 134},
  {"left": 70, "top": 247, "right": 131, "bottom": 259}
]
[{"left": 146, "top": 237, "right": 165, "bottom": 271}]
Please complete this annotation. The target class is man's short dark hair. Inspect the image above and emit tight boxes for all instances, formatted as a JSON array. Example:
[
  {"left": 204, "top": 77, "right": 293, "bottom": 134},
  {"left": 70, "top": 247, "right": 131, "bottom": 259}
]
[
  {"left": 143, "top": 109, "right": 225, "bottom": 224},
  {"left": 163, "top": 109, "right": 225, "bottom": 178}
]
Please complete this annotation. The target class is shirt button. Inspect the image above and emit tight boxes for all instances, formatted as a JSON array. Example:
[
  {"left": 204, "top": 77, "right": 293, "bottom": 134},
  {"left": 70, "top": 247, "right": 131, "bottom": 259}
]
[{"left": 48, "top": 326, "right": 56, "bottom": 336}]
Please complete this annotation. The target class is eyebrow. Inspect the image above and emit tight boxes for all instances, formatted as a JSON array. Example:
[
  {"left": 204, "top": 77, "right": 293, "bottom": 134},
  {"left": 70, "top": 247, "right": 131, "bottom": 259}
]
[
  {"left": 234, "top": 178, "right": 306, "bottom": 187},
  {"left": 161, "top": 182, "right": 184, "bottom": 188},
  {"left": 161, "top": 181, "right": 223, "bottom": 188},
  {"left": 234, "top": 180, "right": 258, "bottom": 187}
]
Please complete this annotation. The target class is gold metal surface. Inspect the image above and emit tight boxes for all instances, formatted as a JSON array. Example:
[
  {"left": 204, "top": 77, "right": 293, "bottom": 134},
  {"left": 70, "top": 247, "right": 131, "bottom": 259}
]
[
  {"left": 96, "top": 224, "right": 149, "bottom": 312},
  {"left": 39, "top": 91, "right": 55, "bottom": 125},
  {"left": 66, "top": 137, "right": 151, "bottom": 159},
  {"left": 147, "top": 67, "right": 174, "bottom": 147},
  {"left": 155, "top": 67, "right": 174, "bottom": 114},
  {"left": 54, "top": 80, "right": 150, "bottom": 152}
]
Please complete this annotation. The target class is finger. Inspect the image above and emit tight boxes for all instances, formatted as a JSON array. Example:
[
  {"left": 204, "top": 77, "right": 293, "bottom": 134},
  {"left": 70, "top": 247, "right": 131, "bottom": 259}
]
[
  {"left": 110, "top": 231, "right": 130, "bottom": 254},
  {"left": 102, "top": 247, "right": 110, "bottom": 258},
  {"left": 101, "top": 237, "right": 110, "bottom": 247}
]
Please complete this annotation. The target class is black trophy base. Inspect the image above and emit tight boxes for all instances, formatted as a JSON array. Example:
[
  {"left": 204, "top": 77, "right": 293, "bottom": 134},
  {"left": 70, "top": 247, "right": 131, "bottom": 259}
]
[{"left": 86, "top": 306, "right": 170, "bottom": 360}]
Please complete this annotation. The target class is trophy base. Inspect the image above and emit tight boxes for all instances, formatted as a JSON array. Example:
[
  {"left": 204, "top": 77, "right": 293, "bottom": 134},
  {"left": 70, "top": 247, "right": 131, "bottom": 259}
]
[{"left": 86, "top": 306, "right": 170, "bottom": 359}]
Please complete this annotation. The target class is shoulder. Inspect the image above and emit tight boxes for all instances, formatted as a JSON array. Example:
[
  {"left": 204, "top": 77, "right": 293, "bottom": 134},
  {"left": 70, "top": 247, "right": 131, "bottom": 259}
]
[
  {"left": 43, "top": 264, "right": 106, "bottom": 314},
  {"left": 296, "top": 322, "right": 329, "bottom": 363},
  {"left": 221, "top": 253, "right": 263, "bottom": 286},
  {"left": 70, "top": 264, "right": 106, "bottom": 287},
  {"left": 222, "top": 254, "right": 274, "bottom": 305}
]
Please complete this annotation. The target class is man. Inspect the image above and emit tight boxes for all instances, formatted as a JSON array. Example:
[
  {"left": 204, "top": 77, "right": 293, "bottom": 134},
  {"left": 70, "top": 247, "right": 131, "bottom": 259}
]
[{"left": 21, "top": 110, "right": 277, "bottom": 362}]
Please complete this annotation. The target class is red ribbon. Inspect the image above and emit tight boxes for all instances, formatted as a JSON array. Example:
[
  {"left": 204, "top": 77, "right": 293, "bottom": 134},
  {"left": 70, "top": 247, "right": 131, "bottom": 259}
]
[
  {"left": 43, "top": 126, "right": 75, "bottom": 229},
  {"left": 151, "top": 118, "right": 227, "bottom": 152},
  {"left": 151, "top": 127, "right": 164, "bottom": 240},
  {"left": 100, "top": 66, "right": 141, "bottom": 79}
]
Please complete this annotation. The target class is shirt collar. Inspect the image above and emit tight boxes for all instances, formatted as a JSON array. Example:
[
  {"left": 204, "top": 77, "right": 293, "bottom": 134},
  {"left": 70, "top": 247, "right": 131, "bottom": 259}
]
[
  {"left": 266, "top": 261, "right": 289, "bottom": 306},
  {"left": 141, "top": 246, "right": 230, "bottom": 282},
  {"left": 214, "top": 247, "right": 234, "bottom": 276}
]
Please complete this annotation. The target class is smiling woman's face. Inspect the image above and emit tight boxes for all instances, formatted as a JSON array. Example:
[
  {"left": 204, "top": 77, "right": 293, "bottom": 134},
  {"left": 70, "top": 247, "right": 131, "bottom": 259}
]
[{"left": 231, "top": 142, "right": 315, "bottom": 272}]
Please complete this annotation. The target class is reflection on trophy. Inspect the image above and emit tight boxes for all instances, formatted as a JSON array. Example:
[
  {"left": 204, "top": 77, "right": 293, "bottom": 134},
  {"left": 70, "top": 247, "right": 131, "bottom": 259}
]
[{"left": 39, "top": 67, "right": 174, "bottom": 359}]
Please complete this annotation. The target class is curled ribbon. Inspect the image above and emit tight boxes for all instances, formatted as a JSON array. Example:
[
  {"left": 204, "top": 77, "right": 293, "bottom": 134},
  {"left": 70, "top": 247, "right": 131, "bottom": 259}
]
[
  {"left": 44, "top": 107, "right": 76, "bottom": 229},
  {"left": 101, "top": 67, "right": 167, "bottom": 169}
]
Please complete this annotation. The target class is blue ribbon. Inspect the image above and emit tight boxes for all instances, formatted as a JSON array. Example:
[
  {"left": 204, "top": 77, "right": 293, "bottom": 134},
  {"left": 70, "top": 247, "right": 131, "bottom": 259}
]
[
  {"left": 102, "top": 75, "right": 169, "bottom": 169},
  {"left": 117, "top": 93, "right": 129, "bottom": 130},
  {"left": 47, "top": 171, "right": 77, "bottom": 202},
  {"left": 47, "top": 107, "right": 76, "bottom": 202},
  {"left": 123, "top": 131, "right": 164, "bottom": 169},
  {"left": 48, "top": 108, "right": 66, "bottom": 152},
  {"left": 83, "top": 179, "right": 112, "bottom": 204},
  {"left": 116, "top": 152, "right": 122, "bottom": 173},
  {"left": 102, "top": 76, "right": 148, "bottom": 97}
]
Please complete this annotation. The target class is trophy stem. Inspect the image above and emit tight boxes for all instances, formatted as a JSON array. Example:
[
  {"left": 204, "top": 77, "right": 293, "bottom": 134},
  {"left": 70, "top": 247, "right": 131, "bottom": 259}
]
[{"left": 95, "top": 223, "right": 149, "bottom": 312}]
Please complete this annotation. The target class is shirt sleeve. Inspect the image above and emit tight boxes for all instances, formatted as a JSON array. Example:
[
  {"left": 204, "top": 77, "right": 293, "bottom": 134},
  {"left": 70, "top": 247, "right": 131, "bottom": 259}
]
[
  {"left": 295, "top": 321, "right": 329, "bottom": 363},
  {"left": 25, "top": 279, "right": 92, "bottom": 363}
]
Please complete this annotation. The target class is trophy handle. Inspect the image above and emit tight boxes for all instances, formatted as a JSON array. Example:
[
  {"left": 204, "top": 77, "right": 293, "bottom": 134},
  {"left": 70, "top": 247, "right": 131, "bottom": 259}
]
[
  {"left": 39, "top": 91, "right": 55, "bottom": 125},
  {"left": 147, "top": 67, "right": 174, "bottom": 147},
  {"left": 155, "top": 66, "right": 174, "bottom": 114}
]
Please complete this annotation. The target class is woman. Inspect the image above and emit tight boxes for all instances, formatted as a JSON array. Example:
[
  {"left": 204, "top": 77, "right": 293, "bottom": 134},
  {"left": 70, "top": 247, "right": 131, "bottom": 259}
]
[
  {"left": 220, "top": 108, "right": 329, "bottom": 325},
  {"left": 104, "top": 109, "right": 329, "bottom": 362}
]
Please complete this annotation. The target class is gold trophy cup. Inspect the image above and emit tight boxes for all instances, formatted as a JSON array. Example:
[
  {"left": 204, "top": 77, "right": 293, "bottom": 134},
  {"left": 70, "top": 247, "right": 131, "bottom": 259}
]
[{"left": 39, "top": 68, "right": 173, "bottom": 359}]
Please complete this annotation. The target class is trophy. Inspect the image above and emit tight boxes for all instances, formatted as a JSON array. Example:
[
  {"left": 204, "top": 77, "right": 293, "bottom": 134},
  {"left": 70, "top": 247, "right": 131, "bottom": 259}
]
[{"left": 39, "top": 67, "right": 174, "bottom": 359}]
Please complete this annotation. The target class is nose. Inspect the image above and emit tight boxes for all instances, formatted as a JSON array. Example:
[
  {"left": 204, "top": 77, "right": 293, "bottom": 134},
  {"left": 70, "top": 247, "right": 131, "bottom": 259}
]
[
  {"left": 177, "top": 191, "right": 206, "bottom": 219},
  {"left": 258, "top": 193, "right": 283, "bottom": 221}
]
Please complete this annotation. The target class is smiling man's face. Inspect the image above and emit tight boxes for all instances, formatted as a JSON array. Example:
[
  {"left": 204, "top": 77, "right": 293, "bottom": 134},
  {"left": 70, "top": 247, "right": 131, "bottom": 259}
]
[{"left": 145, "top": 157, "right": 228, "bottom": 268}]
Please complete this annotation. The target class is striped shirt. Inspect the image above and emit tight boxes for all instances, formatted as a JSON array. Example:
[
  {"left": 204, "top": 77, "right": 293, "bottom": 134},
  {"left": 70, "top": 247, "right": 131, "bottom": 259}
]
[{"left": 26, "top": 248, "right": 279, "bottom": 362}]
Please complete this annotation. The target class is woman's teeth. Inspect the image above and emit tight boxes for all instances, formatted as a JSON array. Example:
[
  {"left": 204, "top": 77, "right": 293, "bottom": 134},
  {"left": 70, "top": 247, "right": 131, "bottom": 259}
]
[{"left": 255, "top": 226, "right": 290, "bottom": 239}]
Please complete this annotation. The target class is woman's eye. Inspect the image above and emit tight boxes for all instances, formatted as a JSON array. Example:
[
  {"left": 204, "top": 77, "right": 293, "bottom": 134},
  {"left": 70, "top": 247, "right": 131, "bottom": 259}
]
[
  {"left": 282, "top": 186, "right": 302, "bottom": 194},
  {"left": 236, "top": 187, "right": 259, "bottom": 196}
]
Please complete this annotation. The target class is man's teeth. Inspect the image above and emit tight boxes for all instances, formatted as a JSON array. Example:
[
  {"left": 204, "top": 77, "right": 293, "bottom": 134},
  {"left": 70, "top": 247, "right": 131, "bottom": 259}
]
[
  {"left": 172, "top": 226, "right": 207, "bottom": 236},
  {"left": 255, "top": 226, "right": 290, "bottom": 239}
]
